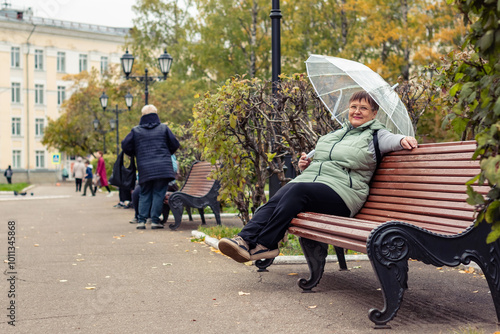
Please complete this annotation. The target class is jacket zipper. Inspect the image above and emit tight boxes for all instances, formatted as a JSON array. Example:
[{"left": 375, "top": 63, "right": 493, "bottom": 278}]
[{"left": 313, "top": 128, "right": 351, "bottom": 182}]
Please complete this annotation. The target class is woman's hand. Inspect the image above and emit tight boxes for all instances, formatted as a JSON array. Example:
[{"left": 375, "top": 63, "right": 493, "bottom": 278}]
[
  {"left": 400, "top": 136, "right": 418, "bottom": 150},
  {"left": 298, "top": 152, "right": 312, "bottom": 171}
]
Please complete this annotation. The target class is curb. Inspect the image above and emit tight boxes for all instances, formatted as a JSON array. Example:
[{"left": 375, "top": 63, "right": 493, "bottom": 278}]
[
  {"left": 0, "top": 184, "right": 36, "bottom": 195},
  {"left": 191, "top": 230, "right": 483, "bottom": 273}
]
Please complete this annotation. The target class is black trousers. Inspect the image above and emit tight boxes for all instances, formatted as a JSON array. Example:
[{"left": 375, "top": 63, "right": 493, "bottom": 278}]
[
  {"left": 238, "top": 182, "right": 351, "bottom": 250},
  {"left": 132, "top": 185, "right": 141, "bottom": 218},
  {"left": 119, "top": 187, "right": 132, "bottom": 202},
  {"left": 75, "top": 178, "right": 82, "bottom": 191}
]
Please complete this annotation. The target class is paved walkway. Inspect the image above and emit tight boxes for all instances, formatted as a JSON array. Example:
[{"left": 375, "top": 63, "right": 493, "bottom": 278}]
[{"left": 0, "top": 183, "right": 498, "bottom": 334}]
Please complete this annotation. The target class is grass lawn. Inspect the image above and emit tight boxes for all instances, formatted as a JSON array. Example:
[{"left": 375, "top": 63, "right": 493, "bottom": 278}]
[{"left": 0, "top": 183, "right": 30, "bottom": 192}]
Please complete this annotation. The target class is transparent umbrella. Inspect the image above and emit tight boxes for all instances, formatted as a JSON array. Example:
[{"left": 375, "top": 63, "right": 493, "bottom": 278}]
[{"left": 306, "top": 54, "right": 415, "bottom": 137}]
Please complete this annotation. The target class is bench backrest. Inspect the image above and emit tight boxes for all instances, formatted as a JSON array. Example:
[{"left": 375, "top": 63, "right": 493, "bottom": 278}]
[
  {"left": 180, "top": 161, "right": 218, "bottom": 197},
  {"left": 354, "top": 140, "right": 486, "bottom": 235}
]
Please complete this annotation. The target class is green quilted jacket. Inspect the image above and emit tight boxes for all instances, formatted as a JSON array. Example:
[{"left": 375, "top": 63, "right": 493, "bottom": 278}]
[{"left": 290, "top": 119, "right": 387, "bottom": 216}]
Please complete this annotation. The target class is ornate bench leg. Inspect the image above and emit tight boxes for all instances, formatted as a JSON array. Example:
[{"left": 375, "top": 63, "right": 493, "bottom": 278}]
[
  {"left": 186, "top": 207, "right": 193, "bottom": 221},
  {"left": 367, "top": 227, "right": 410, "bottom": 329},
  {"left": 210, "top": 203, "right": 222, "bottom": 226},
  {"left": 298, "top": 237, "right": 328, "bottom": 292},
  {"left": 198, "top": 208, "right": 207, "bottom": 225},
  {"left": 334, "top": 246, "right": 348, "bottom": 270},
  {"left": 168, "top": 196, "right": 184, "bottom": 230},
  {"left": 161, "top": 204, "right": 170, "bottom": 224},
  {"left": 255, "top": 258, "right": 275, "bottom": 272}
]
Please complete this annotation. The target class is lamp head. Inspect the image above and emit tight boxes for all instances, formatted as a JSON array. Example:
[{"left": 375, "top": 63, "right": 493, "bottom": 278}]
[
  {"left": 125, "top": 92, "right": 133, "bottom": 109},
  {"left": 120, "top": 49, "right": 135, "bottom": 78},
  {"left": 158, "top": 49, "right": 173, "bottom": 79},
  {"left": 99, "top": 91, "right": 108, "bottom": 110}
]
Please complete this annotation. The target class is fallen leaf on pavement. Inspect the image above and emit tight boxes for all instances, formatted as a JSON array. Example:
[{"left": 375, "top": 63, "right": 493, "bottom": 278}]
[
  {"left": 59, "top": 280, "right": 68, "bottom": 282},
  {"left": 163, "top": 263, "right": 173, "bottom": 266},
  {"left": 288, "top": 273, "right": 298, "bottom": 276},
  {"left": 308, "top": 305, "right": 317, "bottom": 309},
  {"left": 34, "top": 244, "right": 39, "bottom": 247},
  {"left": 238, "top": 291, "right": 250, "bottom": 296},
  {"left": 85, "top": 287, "right": 96, "bottom": 290}
]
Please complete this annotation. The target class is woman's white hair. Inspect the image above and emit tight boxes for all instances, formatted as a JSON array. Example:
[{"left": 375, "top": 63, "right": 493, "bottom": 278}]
[{"left": 141, "top": 104, "right": 158, "bottom": 115}]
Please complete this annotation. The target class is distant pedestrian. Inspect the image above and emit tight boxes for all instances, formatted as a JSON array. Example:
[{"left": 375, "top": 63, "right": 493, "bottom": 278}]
[
  {"left": 4, "top": 165, "right": 13, "bottom": 184},
  {"left": 73, "top": 157, "right": 86, "bottom": 192},
  {"left": 94, "top": 151, "right": 112, "bottom": 197},
  {"left": 122, "top": 104, "right": 180, "bottom": 230},
  {"left": 82, "top": 160, "right": 95, "bottom": 196},
  {"left": 62, "top": 167, "right": 69, "bottom": 182}
]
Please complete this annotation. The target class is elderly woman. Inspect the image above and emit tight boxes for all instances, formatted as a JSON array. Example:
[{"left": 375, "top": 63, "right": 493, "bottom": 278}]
[{"left": 219, "top": 91, "right": 418, "bottom": 263}]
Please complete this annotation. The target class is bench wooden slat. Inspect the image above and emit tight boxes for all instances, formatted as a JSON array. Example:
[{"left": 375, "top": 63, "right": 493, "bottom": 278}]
[
  {"left": 370, "top": 182, "right": 489, "bottom": 194},
  {"left": 376, "top": 168, "right": 479, "bottom": 176},
  {"left": 387, "top": 142, "right": 477, "bottom": 155},
  {"left": 292, "top": 218, "right": 371, "bottom": 241},
  {"left": 356, "top": 208, "right": 473, "bottom": 229},
  {"left": 369, "top": 188, "right": 469, "bottom": 201},
  {"left": 288, "top": 226, "right": 368, "bottom": 253},
  {"left": 382, "top": 152, "right": 475, "bottom": 162},
  {"left": 296, "top": 212, "right": 468, "bottom": 235},
  {"left": 372, "top": 175, "right": 475, "bottom": 185},
  {"left": 380, "top": 160, "right": 479, "bottom": 169},
  {"left": 366, "top": 195, "right": 475, "bottom": 211},
  {"left": 361, "top": 202, "right": 475, "bottom": 220}
]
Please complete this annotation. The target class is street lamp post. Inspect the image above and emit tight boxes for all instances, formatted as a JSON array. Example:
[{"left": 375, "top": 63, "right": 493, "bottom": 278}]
[
  {"left": 99, "top": 92, "right": 133, "bottom": 156},
  {"left": 92, "top": 118, "right": 112, "bottom": 154},
  {"left": 270, "top": 0, "right": 282, "bottom": 96},
  {"left": 269, "top": 0, "right": 283, "bottom": 198},
  {"left": 120, "top": 49, "right": 173, "bottom": 105}
]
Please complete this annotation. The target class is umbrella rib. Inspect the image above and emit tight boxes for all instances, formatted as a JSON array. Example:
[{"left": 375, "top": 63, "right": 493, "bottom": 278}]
[{"left": 317, "top": 85, "right": 360, "bottom": 97}]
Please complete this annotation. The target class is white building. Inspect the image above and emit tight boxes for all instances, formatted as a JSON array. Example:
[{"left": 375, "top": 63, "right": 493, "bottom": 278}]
[{"left": 0, "top": 5, "right": 128, "bottom": 183}]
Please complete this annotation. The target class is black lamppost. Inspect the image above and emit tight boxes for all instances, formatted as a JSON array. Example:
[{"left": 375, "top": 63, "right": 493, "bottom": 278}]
[
  {"left": 99, "top": 91, "right": 133, "bottom": 156},
  {"left": 271, "top": 0, "right": 282, "bottom": 95},
  {"left": 92, "top": 118, "right": 112, "bottom": 154},
  {"left": 269, "top": 0, "right": 283, "bottom": 198},
  {"left": 120, "top": 49, "right": 173, "bottom": 105}
]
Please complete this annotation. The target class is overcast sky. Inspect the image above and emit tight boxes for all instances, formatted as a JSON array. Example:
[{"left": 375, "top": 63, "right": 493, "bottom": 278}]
[{"left": 7, "top": 0, "right": 136, "bottom": 27}]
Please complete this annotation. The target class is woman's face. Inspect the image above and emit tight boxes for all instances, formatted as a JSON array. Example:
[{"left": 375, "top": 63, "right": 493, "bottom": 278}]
[{"left": 348, "top": 98, "right": 378, "bottom": 128}]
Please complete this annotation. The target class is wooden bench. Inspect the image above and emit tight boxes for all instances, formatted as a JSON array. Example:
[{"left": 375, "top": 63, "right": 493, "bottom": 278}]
[
  {"left": 255, "top": 141, "right": 500, "bottom": 328},
  {"left": 164, "top": 161, "right": 221, "bottom": 230}
]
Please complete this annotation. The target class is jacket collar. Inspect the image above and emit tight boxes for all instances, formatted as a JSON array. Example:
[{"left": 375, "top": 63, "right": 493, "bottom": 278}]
[{"left": 139, "top": 113, "right": 161, "bottom": 129}]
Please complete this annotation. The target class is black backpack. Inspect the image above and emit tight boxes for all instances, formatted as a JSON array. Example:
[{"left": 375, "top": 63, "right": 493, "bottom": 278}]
[{"left": 109, "top": 152, "right": 136, "bottom": 189}]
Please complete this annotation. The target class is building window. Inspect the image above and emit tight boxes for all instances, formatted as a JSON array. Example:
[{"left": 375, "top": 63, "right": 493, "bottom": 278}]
[
  {"left": 11, "top": 82, "right": 21, "bottom": 103},
  {"left": 35, "top": 84, "right": 44, "bottom": 105},
  {"left": 57, "top": 86, "right": 66, "bottom": 105},
  {"left": 57, "top": 52, "right": 66, "bottom": 72},
  {"left": 35, "top": 118, "right": 45, "bottom": 137},
  {"left": 35, "top": 150, "right": 45, "bottom": 168},
  {"left": 11, "top": 47, "right": 20, "bottom": 68},
  {"left": 12, "top": 117, "right": 21, "bottom": 136},
  {"left": 34, "top": 49, "right": 44, "bottom": 70},
  {"left": 79, "top": 54, "right": 88, "bottom": 72},
  {"left": 12, "top": 150, "right": 21, "bottom": 169},
  {"left": 100, "top": 56, "right": 108, "bottom": 74}
]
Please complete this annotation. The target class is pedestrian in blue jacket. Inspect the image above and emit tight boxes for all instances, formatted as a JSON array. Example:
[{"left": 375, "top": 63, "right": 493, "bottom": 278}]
[{"left": 121, "top": 105, "right": 180, "bottom": 229}]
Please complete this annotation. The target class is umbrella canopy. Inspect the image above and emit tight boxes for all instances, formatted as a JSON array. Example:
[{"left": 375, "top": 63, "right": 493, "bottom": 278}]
[{"left": 306, "top": 54, "right": 415, "bottom": 137}]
